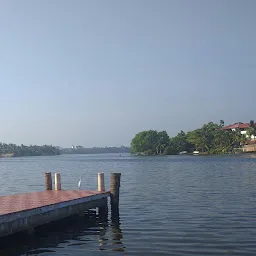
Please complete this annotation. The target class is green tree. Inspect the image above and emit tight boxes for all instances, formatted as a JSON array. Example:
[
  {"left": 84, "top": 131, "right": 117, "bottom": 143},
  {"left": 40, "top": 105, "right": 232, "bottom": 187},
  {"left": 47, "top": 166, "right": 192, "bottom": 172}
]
[
  {"left": 187, "top": 129, "right": 204, "bottom": 151},
  {"left": 131, "top": 130, "right": 169, "bottom": 155},
  {"left": 156, "top": 131, "right": 169, "bottom": 154},
  {"left": 164, "top": 130, "right": 194, "bottom": 155},
  {"left": 131, "top": 130, "right": 159, "bottom": 154}
]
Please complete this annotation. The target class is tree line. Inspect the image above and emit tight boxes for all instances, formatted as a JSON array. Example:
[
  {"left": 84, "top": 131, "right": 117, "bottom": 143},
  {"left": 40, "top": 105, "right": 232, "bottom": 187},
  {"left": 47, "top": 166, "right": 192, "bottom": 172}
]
[
  {"left": 131, "top": 120, "right": 254, "bottom": 155},
  {"left": 61, "top": 146, "right": 130, "bottom": 154},
  {"left": 0, "top": 143, "right": 131, "bottom": 157},
  {"left": 0, "top": 143, "right": 60, "bottom": 157}
]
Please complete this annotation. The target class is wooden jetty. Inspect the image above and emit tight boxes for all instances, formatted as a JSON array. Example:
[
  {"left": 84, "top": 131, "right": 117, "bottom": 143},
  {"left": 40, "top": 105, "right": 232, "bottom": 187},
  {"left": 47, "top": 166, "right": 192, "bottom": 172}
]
[{"left": 0, "top": 172, "right": 121, "bottom": 238}]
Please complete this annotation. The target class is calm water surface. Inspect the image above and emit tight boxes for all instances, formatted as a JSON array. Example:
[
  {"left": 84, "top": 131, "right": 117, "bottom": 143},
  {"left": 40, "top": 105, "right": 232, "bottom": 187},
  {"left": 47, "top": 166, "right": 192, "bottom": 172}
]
[{"left": 0, "top": 154, "right": 256, "bottom": 255}]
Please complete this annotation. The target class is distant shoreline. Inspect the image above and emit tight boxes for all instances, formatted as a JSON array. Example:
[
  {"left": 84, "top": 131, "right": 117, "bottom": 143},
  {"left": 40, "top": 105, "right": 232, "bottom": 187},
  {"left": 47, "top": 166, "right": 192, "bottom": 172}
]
[
  {"left": 0, "top": 152, "right": 130, "bottom": 158},
  {"left": 60, "top": 146, "right": 130, "bottom": 155},
  {"left": 0, "top": 144, "right": 60, "bottom": 157}
]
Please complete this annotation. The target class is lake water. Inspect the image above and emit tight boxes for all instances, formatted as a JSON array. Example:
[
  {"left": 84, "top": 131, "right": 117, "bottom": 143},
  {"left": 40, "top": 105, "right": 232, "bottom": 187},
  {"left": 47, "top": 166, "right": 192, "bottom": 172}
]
[{"left": 0, "top": 154, "right": 256, "bottom": 256}]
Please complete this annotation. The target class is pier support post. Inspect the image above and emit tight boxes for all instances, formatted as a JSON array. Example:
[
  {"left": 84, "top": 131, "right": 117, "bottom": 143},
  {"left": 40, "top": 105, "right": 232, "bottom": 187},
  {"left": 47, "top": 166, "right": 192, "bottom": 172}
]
[
  {"left": 98, "top": 172, "right": 105, "bottom": 192},
  {"left": 110, "top": 173, "right": 121, "bottom": 219},
  {"left": 55, "top": 173, "right": 61, "bottom": 190},
  {"left": 44, "top": 172, "right": 52, "bottom": 190},
  {"left": 98, "top": 173, "right": 108, "bottom": 220}
]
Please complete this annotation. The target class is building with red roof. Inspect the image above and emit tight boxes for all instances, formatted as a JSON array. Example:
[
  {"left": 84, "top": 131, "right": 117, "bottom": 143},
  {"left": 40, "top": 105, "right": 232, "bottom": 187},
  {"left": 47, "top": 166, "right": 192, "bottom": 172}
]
[
  {"left": 222, "top": 122, "right": 256, "bottom": 141},
  {"left": 222, "top": 122, "right": 250, "bottom": 131}
]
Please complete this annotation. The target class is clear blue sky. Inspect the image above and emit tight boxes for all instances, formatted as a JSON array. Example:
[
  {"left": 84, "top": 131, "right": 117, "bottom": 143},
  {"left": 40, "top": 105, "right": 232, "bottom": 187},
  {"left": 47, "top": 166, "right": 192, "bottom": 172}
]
[{"left": 0, "top": 0, "right": 255, "bottom": 147}]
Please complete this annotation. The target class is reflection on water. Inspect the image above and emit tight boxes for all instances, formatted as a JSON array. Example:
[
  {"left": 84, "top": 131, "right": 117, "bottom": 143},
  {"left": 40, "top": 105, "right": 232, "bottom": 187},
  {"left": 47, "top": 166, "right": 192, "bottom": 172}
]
[
  {"left": 0, "top": 211, "right": 125, "bottom": 256},
  {"left": 111, "top": 216, "right": 125, "bottom": 252},
  {"left": 98, "top": 214, "right": 125, "bottom": 253}
]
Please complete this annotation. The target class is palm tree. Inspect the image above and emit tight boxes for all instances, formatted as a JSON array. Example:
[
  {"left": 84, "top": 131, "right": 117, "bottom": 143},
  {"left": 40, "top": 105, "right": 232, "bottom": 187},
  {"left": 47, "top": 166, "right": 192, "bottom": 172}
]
[{"left": 246, "top": 126, "right": 255, "bottom": 140}]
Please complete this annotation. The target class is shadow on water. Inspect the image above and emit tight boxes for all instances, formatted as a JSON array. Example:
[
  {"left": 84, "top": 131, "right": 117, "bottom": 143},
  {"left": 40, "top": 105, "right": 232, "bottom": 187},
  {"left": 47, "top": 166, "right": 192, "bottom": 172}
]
[{"left": 0, "top": 211, "right": 125, "bottom": 256}]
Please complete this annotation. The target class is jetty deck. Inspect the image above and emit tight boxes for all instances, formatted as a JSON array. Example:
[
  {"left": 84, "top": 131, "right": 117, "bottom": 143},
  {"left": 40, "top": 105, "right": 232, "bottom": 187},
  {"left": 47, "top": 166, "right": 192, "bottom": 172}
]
[
  {"left": 0, "top": 190, "right": 109, "bottom": 216},
  {"left": 0, "top": 190, "right": 110, "bottom": 238}
]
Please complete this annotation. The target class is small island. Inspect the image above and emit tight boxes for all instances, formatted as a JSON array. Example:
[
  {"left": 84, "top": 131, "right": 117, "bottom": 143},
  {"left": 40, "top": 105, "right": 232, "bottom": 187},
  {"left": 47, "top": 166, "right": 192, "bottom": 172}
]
[{"left": 131, "top": 120, "right": 256, "bottom": 156}]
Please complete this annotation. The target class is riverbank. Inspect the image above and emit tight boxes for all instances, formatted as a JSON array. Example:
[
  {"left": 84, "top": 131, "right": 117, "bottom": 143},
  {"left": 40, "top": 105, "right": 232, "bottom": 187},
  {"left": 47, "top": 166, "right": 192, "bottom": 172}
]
[
  {"left": 135, "top": 151, "right": 256, "bottom": 157},
  {"left": 131, "top": 121, "right": 253, "bottom": 156}
]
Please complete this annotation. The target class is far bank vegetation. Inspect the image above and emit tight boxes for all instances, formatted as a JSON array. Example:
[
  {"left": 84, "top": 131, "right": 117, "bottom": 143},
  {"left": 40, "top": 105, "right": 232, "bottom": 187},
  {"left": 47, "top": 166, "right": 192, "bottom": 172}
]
[
  {"left": 131, "top": 120, "right": 253, "bottom": 155},
  {"left": 0, "top": 143, "right": 60, "bottom": 157}
]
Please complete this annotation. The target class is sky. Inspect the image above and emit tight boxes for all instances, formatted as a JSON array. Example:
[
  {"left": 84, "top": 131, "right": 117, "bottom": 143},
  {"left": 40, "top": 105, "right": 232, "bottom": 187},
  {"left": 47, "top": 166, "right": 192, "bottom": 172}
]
[{"left": 0, "top": 0, "right": 255, "bottom": 147}]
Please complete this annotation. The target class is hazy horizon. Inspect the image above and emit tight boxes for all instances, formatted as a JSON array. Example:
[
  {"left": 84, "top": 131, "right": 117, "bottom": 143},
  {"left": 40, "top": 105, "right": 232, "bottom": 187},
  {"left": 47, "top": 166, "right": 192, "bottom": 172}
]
[{"left": 0, "top": 0, "right": 255, "bottom": 148}]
